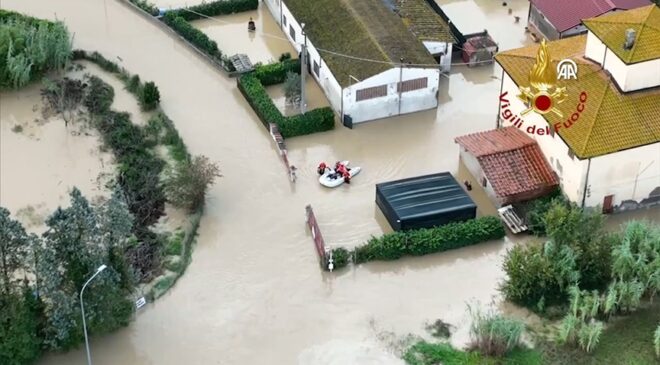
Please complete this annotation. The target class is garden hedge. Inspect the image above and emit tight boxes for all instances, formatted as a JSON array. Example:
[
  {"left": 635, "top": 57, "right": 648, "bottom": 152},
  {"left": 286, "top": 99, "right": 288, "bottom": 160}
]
[
  {"left": 328, "top": 216, "right": 506, "bottom": 270},
  {"left": 168, "top": 0, "right": 259, "bottom": 20},
  {"left": 237, "top": 72, "right": 335, "bottom": 138},
  {"left": 162, "top": 13, "right": 222, "bottom": 61},
  {"left": 254, "top": 59, "right": 301, "bottom": 86}
]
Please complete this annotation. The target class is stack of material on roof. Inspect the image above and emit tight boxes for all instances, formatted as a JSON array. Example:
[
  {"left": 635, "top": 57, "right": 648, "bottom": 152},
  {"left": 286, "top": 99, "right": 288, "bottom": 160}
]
[{"left": 376, "top": 172, "right": 477, "bottom": 231}]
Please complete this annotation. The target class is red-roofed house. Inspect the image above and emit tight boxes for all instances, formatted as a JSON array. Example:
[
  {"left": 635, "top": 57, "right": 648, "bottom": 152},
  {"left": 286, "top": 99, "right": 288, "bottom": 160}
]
[
  {"left": 527, "top": 0, "right": 652, "bottom": 40},
  {"left": 455, "top": 127, "right": 559, "bottom": 206}
]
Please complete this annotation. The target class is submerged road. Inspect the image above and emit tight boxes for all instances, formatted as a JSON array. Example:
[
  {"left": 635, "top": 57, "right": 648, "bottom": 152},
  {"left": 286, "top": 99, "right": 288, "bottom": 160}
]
[{"left": 1, "top": 0, "right": 562, "bottom": 364}]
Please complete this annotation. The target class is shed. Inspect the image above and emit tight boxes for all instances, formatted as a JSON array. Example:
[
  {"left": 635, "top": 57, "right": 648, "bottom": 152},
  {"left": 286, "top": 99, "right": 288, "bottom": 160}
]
[
  {"left": 375, "top": 172, "right": 477, "bottom": 231},
  {"left": 462, "top": 31, "right": 498, "bottom": 66}
]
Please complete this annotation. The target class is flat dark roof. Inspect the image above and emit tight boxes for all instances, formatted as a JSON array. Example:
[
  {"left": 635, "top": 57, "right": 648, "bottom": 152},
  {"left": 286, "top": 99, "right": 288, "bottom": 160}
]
[{"left": 376, "top": 172, "right": 476, "bottom": 230}]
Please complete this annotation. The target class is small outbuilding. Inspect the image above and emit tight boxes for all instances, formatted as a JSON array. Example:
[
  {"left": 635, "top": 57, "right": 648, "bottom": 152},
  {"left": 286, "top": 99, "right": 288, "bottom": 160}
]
[{"left": 376, "top": 172, "right": 477, "bottom": 231}]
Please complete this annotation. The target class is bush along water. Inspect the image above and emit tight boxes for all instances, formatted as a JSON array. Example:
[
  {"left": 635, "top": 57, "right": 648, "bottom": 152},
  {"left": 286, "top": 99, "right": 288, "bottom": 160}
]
[
  {"left": 162, "top": 13, "right": 222, "bottom": 62},
  {"left": 328, "top": 216, "right": 505, "bottom": 270},
  {"left": 167, "top": 0, "right": 259, "bottom": 20},
  {"left": 0, "top": 10, "right": 72, "bottom": 89},
  {"left": 237, "top": 69, "right": 334, "bottom": 138}
]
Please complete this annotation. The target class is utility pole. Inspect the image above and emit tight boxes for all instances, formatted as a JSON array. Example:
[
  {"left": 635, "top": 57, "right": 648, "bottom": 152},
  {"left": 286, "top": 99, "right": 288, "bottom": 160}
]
[
  {"left": 398, "top": 57, "right": 404, "bottom": 115},
  {"left": 300, "top": 23, "right": 307, "bottom": 114}
]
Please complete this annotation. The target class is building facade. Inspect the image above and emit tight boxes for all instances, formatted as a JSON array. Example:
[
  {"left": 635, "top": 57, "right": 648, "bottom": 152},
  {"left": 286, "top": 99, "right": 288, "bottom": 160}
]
[
  {"left": 495, "top": 6, "right": 660, "bottom": 213},
  {"left": 263, "top": 0, "right": 442, "bottom": 126}
]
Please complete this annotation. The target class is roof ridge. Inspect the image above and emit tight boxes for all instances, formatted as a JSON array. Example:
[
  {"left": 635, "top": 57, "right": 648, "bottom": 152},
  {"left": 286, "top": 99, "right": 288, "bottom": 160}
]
[{"left": 340, "top": 0, "right": 393, "bottom": 63}]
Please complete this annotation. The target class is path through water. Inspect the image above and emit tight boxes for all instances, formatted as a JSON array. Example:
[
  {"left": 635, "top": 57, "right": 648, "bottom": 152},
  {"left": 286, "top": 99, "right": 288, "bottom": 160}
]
[{"left": 0, "top": 0, "right": 656, "bottom": 364}]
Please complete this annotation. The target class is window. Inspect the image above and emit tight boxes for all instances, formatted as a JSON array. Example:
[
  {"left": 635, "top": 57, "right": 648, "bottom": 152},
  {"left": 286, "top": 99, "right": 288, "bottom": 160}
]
[
  {"left": 289, "top": 25, "right": 295, "bottom": 41},
  {"left": 356, "top": 85, "right": 387, "bottom": 101},
  {"left": 481, "top": 177, "right": 487, "bottom": 188},
  {"left": 282, "top": 15, "right": 287, "bottom": 27},
  {"left": 555, "top": 160, "right": 563, "bottom": 175},
  {"left": 567, "top": 148, "right": 575, "bottom": 160},
  {"left": 397, "top": 77, "right": 428, "bottom": 93},
  {"left": 313, "top": 60, "right": 320, "bottom": 77}
]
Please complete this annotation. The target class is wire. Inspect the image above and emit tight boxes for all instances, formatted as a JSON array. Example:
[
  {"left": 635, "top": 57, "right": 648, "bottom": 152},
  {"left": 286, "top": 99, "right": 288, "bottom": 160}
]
[{"left": 173, "top": 8, "right": 501, "bottom": 68}]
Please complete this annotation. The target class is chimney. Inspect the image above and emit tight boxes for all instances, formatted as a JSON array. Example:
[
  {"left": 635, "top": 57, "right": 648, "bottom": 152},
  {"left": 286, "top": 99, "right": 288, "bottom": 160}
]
[{"left": 624, "top": 28, "right": 636, "bottom": 50}]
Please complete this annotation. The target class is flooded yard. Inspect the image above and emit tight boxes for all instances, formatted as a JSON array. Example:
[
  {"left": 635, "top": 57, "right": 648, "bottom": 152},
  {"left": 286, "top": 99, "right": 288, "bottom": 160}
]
[
  {"left": 0, "top": 0, "right": 657, "bottom": 364},
  {"left": 0, "top": 81, "right": 115, "bottom": 232},
  {"left": 193, "top": 6, "right": 296, "bottom": 64}
]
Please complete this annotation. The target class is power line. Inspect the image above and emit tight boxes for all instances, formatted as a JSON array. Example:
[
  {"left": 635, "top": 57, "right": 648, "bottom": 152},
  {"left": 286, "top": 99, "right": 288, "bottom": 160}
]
[{"left": 173, "top": 8, "right": 500, "bottom": 68}]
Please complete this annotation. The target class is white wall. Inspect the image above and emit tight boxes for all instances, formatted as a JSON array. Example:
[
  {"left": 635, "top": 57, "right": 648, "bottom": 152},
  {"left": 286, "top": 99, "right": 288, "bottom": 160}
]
[
  {"left": 585, "top": 30, "right": 660, "bottom": 92},
  {"left": 499, "top": 73, "right": 587, "bottom": 202},
  {"left": 422, "top": 41, "right": 452, "bottom": 73},
  {"left": 459, "top": 150, "right": 501, "bottom": 206},
  {"left": 343, "top": 67, "right": 439, "bottom": 124},
  {"left": 265, "top": 1, "right": 343, "bottom": 113},
  {"left": 585, "top": 30, "right": 607, "bottom": 65},
  {"left": 586, "top": 142, "right": 660, "bottom": 209}
]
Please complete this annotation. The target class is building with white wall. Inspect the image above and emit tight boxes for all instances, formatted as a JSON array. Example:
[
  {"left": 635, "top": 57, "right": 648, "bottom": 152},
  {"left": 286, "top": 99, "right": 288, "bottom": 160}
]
[
  {"left": 494, "top": 5, "right": 660, "bottom": 213},
  {"left": 526, "top": 0, "right": 651, "bottom": 41},
  {"left": 262, "top": 0, "right": 443, "bottom": 126}
]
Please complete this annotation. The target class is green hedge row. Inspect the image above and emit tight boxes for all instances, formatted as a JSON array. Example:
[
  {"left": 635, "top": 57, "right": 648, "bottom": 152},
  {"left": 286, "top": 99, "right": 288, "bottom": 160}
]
[
  {"left": 237, "top": 72, "right": 334, "bottom": 138},
  {"left": 162, "top": 13, "right": 222, "bottom": 61},
  {"left": 168, "top": 0, "right": 259, "bottom": 20},
  {"left": 254, "top": 59, "right": 301, "bottom": 86},
  {"left": 128, "top": 0, "right": 159, "bottom": 15},
  {"left": 328, "top": 216, "right": 506, "bottom": 270}
]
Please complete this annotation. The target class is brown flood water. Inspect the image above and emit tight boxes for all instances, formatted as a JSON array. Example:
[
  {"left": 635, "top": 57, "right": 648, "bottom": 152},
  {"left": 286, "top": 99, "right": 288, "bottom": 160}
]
[{"left": 0, "top": 0, "right": 657, "bottom": 364}]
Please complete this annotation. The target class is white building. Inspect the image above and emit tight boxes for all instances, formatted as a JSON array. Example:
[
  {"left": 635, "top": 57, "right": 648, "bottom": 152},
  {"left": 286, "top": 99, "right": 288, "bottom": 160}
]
[
  {"left": 494, "top": 5, "right": 660, "bottom": 213},
  {"left": 262, "top": 0, "right": 447, "bottom": 126}
]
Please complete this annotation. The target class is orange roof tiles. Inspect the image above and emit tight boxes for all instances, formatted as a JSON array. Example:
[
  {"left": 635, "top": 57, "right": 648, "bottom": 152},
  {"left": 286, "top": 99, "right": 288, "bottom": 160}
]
[{"left": 455, "top": 127, "right": 559, "bottom": 198}]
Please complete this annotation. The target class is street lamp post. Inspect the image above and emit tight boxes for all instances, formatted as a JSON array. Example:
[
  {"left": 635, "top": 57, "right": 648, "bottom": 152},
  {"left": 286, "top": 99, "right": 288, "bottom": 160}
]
[{"left": 80, "top": 264, "right": 107, "bottom": 365}]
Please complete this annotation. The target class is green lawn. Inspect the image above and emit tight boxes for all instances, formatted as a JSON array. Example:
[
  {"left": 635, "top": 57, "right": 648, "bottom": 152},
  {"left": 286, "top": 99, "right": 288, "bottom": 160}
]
[
  {"left": 403, "top": 303, "right": 660, "bottom": 365},
  {"left": 540, "top": 302, "right": 660, "bottom": 365}
]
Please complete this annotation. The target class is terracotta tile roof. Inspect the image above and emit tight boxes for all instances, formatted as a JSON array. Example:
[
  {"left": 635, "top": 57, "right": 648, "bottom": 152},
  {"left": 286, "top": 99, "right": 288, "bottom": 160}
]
[
  {"left": 494, "top": 35, "right": 660, "bottom": 158},
  {"left": 455, "top": 127, "right": 559, "bottom": 198},
  {"left": 530, "top": 0, "right": 652, "bottom": 33},
  {"left": 583, "top": 5, "right": 660, "bottom": 64}
]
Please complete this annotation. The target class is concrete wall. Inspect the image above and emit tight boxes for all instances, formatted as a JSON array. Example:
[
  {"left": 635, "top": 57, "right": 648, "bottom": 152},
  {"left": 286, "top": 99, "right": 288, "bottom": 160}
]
[
  {"left": 459, "top": 150, "right": 502, "bottom": 206},
  {"left": 342, "top": 67, "right": 439, "bottom": 124},
  {"left": 264, "top": 0, "right": 343, "bottom": 112},
  {"left": 587, "top": 142, "right": 660, "bottom": 210},
  {"left": 528, "top": 5, "right": 560, "bottom": 40},
  {"left": 422, "top": 41, "right": 452, "bottom": 72}
]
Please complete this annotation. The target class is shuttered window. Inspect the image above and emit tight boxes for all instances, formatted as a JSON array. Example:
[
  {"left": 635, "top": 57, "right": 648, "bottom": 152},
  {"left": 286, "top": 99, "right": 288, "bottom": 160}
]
[
  {"left": 289, "top": 25, "right": 295, "bottom": 41},
  {"left": 356, "top": 85, "right": 387, "bottom": 101},
  {"left": 283, "top": 15, "right": 287, "bottom": 27},
  {"left": 397, "top": 77, "right": 428, "bottom": 93},
  {"left": 313, "top": 60, "right": 320, "bottom": 76}
]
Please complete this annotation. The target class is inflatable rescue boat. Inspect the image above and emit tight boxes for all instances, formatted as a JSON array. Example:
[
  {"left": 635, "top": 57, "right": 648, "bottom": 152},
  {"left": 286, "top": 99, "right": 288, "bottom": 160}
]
[{"left": 318, "top": 161, "right": 361, "bottom": 188}]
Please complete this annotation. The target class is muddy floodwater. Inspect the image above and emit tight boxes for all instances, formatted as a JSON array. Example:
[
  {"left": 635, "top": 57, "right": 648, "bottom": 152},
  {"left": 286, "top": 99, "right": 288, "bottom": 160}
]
[{"left": 0, "top": 0, "right": 657, "bottom": 364}]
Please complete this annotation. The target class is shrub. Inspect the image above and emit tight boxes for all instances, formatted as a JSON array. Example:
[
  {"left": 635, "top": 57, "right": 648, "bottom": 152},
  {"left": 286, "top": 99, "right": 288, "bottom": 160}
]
[
  {"left": 329, "top": 247, "right": 350, "bottom": 269},
  {"left": 284, "top": 71, "right": 301, "bottom": 105},
  {"left": 164, "top": 155, "right": 221, "bottom": 212},
  {"left": 84, "top": 75, "right": 114, "bottom": 114},
  {"left": 162, "top": 13, "right": 221, "bottom": 61},
  {"left": 168, "top": 0, "right": 259, "bottom": 20},
  {"left": 468, "top": 304, "right": 524, "bottom": 357},
  {"left": 237, "top": 73, "right": 284, "bottom": 126},
  {"left": 352, "top": 216, "right": 505, "bottom": 264},
  {"left": 96, "top": 111, "right": 166, "bottom": 227},
  {"left": 254, "top": 59, "right": 300, "bottom": 86},
  {"left": 654, "top": 323, "right": 660, "bottom": 358},
  {"left": 128, "top": 0, "right": 160, "bottom": 16},
  {"left": 523, "top": 188, "right": 565, "bottom": 236},
  {"left": 280, "top": 107, "right": 335, "bottom": 138},
  {"left": 279, "top": 52, "right": 292, "bottom": 62},
  {"left": 0, "top": 10, "right": 72, "bottom": 89},
  {"left": 127, "top": 74, "right": 141, "bottom": 93},
  {"left": 40, "top": 77, "right": 86, "bottom": 125},
  {"left": 139, "top": 81, "right": 160, "bottom": 111}
]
